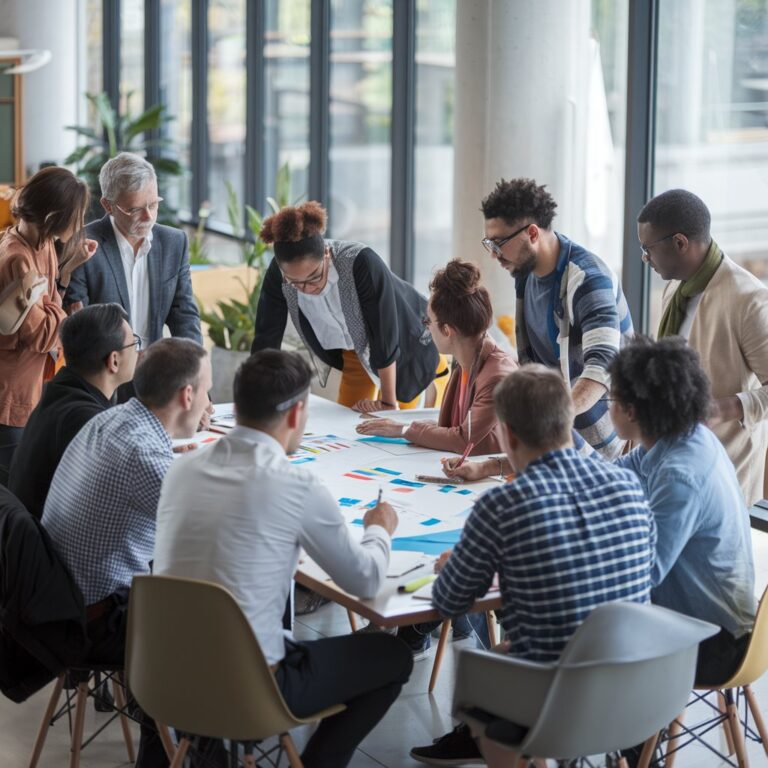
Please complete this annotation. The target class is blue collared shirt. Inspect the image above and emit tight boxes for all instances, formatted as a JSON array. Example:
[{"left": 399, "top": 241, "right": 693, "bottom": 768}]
[
  {"left": 43, "top": 398, "right": 173, "bottom": 604},
  {"left": 615, "top": 424, "right": 756, "bottom": 637}
]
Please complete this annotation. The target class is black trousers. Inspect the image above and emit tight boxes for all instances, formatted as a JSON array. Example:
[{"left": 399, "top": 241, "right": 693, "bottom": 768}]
[
  {"left": 0, "top": 424, "right": 23, "bottom": 487},
  {"left": 275, "top": 633, "right": 413, "bottom": 767}
]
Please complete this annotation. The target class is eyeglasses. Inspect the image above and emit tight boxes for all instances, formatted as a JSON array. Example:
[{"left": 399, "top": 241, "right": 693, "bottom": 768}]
[
  {"left": 640, "top": 232, "right": 677, "bottom": 262},
  {"left": 421, "top": 314, "right": 433, "bottom": 328},
  {"left": 481, "top": 223, "right": 531, "bottom": 256},
  {"left": 118, "top": 334, "right": 142, "bottom": 352},
  {"left": 281, "top": 255, "right": 328, "bottom": 289},
  {"left": 112, "top": 198, "right": 164, "bottom": 219}
]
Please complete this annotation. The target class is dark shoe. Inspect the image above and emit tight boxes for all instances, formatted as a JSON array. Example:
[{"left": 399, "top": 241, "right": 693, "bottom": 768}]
[
  {"left": 451, "top": 615, "right": 473, "bottom": 641},
  {"left": 410, "top": 724, "right": 485, "bottom": 765},
  {"left": 398, "top": 624, "right": 431, "bottom": 661},
  {"left": 294, "top": 587, "right": 330, "bottom": 616}
]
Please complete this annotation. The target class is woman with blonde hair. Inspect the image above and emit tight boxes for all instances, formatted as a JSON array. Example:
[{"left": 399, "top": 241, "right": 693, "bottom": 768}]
[
  {"left": 251, "top": 201, "right": 447, "bottom": 411},
  {"left": 0, "top": 167, "right": 95, "bottom": 482}
]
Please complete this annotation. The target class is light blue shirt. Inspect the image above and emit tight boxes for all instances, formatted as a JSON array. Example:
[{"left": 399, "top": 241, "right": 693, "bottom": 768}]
[{"left": 615, "top": 424, "right": 756, "bottom": 637}]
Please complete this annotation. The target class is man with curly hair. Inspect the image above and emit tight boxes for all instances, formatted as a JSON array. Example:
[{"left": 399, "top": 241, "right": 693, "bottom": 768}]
[
  {"left": 638, "top": 188, "right": 768, "bottom": 507},
  {"left": 480, "top": 178, "right": 632, "bottom": 459}
]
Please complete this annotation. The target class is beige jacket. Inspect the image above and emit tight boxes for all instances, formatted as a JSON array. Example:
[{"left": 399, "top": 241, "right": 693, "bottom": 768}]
[{"left": 663, "top": 256, "right": 768, "bottom": 506}]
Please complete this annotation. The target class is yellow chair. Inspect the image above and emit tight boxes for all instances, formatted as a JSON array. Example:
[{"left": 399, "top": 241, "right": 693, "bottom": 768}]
[
  {"left": 660, "top": 586, "right": 768, "bottom": 768},
  {"left": 126, "top": 575, "right": 345, "bottom": 767}
]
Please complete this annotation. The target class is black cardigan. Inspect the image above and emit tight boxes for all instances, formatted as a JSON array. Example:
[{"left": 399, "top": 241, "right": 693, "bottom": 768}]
[{"left": 252, "top": 246, "right": 439, "bottom": 402}]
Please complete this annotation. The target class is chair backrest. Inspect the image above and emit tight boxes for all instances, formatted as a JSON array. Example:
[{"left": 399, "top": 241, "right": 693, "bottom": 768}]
[
  {"left": 126, "top": 575, "right": 301, "bottom": 741},
  {"left": 454, "top": 602, "right": 718, "bottom": 760},
  {"left": 722, "top": 584, "right": 768, "bottom": 688}
]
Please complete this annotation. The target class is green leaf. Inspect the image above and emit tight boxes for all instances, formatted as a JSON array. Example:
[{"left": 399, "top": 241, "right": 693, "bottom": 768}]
[
  {"left": 150, "top": 156, "right": 184, "bottom": 176},
  {"left": 123, "top": 104, "right": 166, "bottom": 143},
  {"left": 64, "top": 144, "right": 97, "bottom": 166}
]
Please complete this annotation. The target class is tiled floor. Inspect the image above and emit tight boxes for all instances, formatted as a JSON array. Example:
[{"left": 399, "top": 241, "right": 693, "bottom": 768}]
[{"left": 3, "top": 532, "right": 768, "bottom": 767}]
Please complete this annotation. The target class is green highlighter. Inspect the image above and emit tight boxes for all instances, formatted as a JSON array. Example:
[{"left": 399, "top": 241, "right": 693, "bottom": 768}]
[{"left": 398, "top": 574, "right": 437, "bottom": 594}]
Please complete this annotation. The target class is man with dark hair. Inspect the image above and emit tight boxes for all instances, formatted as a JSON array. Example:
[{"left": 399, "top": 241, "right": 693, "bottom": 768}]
[
  {"left": 480, "top": 178, "right": 633, "bottom": 459},
  {"left": 9, "top": 303, "right": 139, "bottom": 518},
  {"left": 42, "top": 338, "right": 212, "bottom": 768},
  {"left": 154, "top": 350, "right": 413, "bottom": 768},
  {"left": 638, "top": 188, "right": 768, "bottom": 506},
  {"left": 410, "top": 365, "right": 655, "bottom": 766}
]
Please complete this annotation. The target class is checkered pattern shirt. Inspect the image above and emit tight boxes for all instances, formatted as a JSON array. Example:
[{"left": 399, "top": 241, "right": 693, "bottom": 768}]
[
  {"left": 432, "top": 448, "right": 656, "bottom": 661},
  {"left": 43, "top": 398, "right": 172, "bottom": 604}
]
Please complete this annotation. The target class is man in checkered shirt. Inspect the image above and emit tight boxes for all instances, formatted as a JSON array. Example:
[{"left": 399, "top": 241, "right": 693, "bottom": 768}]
[{"left": 42, "top": 337, "right": 212, "bottom": 768}]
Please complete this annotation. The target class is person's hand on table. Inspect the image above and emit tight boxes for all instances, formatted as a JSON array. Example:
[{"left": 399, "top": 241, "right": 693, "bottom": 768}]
[
  {"left": 363, "top": 501, "right": 398, "bottom": 536},
  {"left": 355, "top": 415, "right": 404, "bottom": 438},
  {"left": 435, "top": 549, "right": 452, "bottom": 573},
  {"left": 441, "top": 457, "right": 490, "bottom": 482},
  {"left": 352, "top": 398, "right": 397, "bottom": 414},
  {"left": 197, "top": 397, "right": 215, "bottom": 432},
  {"left": 172, "top": 442, "right": 199, "bottom": 454}
]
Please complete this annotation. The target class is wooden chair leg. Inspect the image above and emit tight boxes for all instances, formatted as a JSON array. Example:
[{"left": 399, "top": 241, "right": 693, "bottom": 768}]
[
  {"left": 346, "top": 610, "right": 358, "bottom": 632},
  {"left": 280, "top": 733, "right": 304, "bottom": 767},
  {"left": 28, "top": 674, "right": 65, "bottom": 768},
  {"left": 112, "top": 675, "right": 136, "bottom": 763},
  {"left": 724, "top": 689, "right": 750, "bottom": 768},
  {"left": 637, "top": 731, "right": 660, "bottom": 768},
  {"left": 157, "top": 722, "right": 176, "bottom": 762},
  {"left": 718, "top": 689, "right": 736, "bottom": 755},
  {"left": 68, "top": 682, "right": 89, "bottom": 768},
  {"left": 744, "top": 684, "right": 768, "bottom": 756},
  {"left": 428, "top": 619, "right": 451, "bottom": 694},
  {"left": 664, "top": 715, "right": 684, "bottom": 768},
  {"left": 485, "top": 611, "right": 498, "bottom": 647},
  {"left": 170, "top": 736, "right": 191, "bottom": 768},
  {"left": 617, "top": 759, "right": 630, "bottom": 768}
]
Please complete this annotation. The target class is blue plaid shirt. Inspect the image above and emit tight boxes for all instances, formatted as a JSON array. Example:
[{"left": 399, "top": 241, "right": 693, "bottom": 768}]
[
  {"left": 43, "top": 398, "right": 172, "bottom": 604},
  {"left": 432, "top": 448, "right": 655, "bottom": 661}
]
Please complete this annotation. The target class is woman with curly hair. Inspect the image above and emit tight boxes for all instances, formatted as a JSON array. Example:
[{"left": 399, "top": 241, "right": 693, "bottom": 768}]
[
  {"left": 251, "top": 201, "right": 446, "bottom": 412},
  {"left": 356, "top": 259, "right": 516, "bottom": 454}
]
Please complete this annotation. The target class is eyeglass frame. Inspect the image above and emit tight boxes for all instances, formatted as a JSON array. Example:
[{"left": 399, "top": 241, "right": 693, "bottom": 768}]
[
  {"left": 111, "top": 198, "right": 164, "bottom": 219},
  {"left": 640, "top": 232, "right": 679, "bottom": 262},
  {"left": 117, "top": 333, "right": 142, "bottom": 352},
  {"left": 280, "top": 252, "right": 329, "bottom": 289},
  {"left": 481, "top": 223, "right": 532, "bottom": 256},
  {"left": 421, "top": 314, "right": 433, "bottom": 329}
]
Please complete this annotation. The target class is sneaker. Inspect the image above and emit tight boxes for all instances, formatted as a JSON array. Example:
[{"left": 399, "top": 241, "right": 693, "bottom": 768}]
[
  {"left": 410, "top": 724, "right": 485, "bottom": 765},
  {"left": 451, "top": 615, "right": 474, "bottom": 642},
  {"left": 294, "top": 587, "right": 330, "bottom": 616},
  {"left": 355, "top": 622, "right": 397, "bottom": 635},
  {"left": 398, "top": 624, "right": 432, "bottom": 661}
]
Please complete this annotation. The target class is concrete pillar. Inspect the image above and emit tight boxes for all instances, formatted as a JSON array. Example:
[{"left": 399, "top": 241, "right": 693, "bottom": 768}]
[{"left": 452, "top": 0, "right": 592, "bottom": 316}]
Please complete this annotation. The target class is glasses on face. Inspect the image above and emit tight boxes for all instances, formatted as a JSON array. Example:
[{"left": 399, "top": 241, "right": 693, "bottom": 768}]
[
  {"left": 481, "top": 223, "right": 531, "bottom": 256},
  {"left": 640, "top": 232, "right": 677, "bottom": 262},
  {"left": 281, "top": 255, "right": 328, "bottom": 289},
  {"left": 421, "top": 314, "right": 433, "bottom": 328},
  {"left": 112, "top": 198, "right": 164, "bottom": 219},
  {"left": 118, "top": 334, "right": 142, "bottom": 352}
]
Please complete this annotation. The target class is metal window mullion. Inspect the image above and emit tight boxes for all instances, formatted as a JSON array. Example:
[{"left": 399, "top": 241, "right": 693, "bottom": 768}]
[
  {"left": 144, "top": 0, "right": 161, "bottom": 143},
  {"left": 390, "top": 0, "right": 416, "bottom": 280},
  {"left": 102, "top": 0, "right": 121, "bottom": 118},
  {"left": 245, "top": 0, "right": 265, "bottom": 221},
  {"left": 622, "top": 0, "right": 659, "bottom": 334},
  {"left": 191, "top": 0, "right": 209, "bottom": 219},
  {"left": 309, "top": 0, "right": 331, "bottom": 217}
]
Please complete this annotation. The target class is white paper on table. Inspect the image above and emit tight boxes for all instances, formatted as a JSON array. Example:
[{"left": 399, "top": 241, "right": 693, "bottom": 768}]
[
  {"left": 411, "top": 581, "right": 435, "bottom": 600},
  {"left": 385, "top": 551, "right": 430, "bottom": 578}
]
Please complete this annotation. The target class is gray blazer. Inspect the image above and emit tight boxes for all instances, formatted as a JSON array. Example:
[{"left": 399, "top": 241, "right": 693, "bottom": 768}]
[{"left": 65, "top": 215, "right": 202, "bottom": 344}]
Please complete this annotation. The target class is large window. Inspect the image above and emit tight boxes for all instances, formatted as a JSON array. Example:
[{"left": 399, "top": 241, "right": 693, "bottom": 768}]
[
  {"left": 329, "top": 0, "right": 393, "bottom": 260},
  {"left": 120, "top": 0, "right": 144, "bottom": 116},
  {"left": 207, "top": 0, "right": 246, "bottom": 228},
  {"left": 651, "top": 0, "right": 768, "bottom": 332},
  {"left": 264, "top": 0, "right": 311, "bottom": 205}
]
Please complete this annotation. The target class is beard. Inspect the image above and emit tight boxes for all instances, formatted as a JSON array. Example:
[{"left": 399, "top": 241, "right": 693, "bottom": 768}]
[{"left": 510, "top": 244, "right": 537, "bottom": 279}]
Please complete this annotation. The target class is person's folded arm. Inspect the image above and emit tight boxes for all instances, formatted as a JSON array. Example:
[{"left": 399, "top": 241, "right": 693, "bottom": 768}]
[
  {"left": 251, "top": 258, "right": 289, "bottom": 353},
  {"left": 299, "top": 484, "right": 390, "bottom": 598},
  {"left": 732, "top": 291, "right": 768, "bottom": 427}
]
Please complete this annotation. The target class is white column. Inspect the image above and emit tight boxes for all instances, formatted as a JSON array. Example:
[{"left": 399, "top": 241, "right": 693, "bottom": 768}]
[{"left": 452, "top": 0, "right": 592, "bottom": 317}]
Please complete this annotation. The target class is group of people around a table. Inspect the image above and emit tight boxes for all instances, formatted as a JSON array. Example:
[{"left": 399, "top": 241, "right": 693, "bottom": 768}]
[{"left": 0, "top": 153, "right": 766, "bottom": 767}]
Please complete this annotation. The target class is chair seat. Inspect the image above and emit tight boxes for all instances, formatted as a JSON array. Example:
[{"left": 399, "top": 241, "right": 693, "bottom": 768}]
[{"left": 291, "top": 703, "right": 346, "bottom": 726}]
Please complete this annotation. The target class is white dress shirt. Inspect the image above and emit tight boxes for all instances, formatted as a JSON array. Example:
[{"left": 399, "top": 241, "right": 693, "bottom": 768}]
[
  {"left": 153, "top": 426, "right": 391, "bottom": 666},
  {"left": 297, "top": 262, "right": 355, "bottom": 351},
  {"left": 110, "top": 217, "right": 153, "bottom": 346},
  {"left": 678, "top": 293, "right": 702, "bottom": 341}
]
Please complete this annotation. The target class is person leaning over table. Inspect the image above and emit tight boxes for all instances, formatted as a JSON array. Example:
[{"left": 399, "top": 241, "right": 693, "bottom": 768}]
[
  {"left": 250, "top": 200, "right": 448, "bottom": 412},
  {"left": 0, "top": 167, "right": 96, "bottom": 484},
  {"left": 356, "top": 259, "right": 517, "bottom": 454}
]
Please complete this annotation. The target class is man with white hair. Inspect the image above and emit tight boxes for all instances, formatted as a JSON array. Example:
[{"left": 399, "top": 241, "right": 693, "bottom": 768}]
[{"left": 65, "top": 152, "right": 201, "bottom": 346}]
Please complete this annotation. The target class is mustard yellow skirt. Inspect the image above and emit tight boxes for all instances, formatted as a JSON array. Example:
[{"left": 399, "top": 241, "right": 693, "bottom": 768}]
[{"left": 337, "top": 350, "right": 449, "bottom": 410}]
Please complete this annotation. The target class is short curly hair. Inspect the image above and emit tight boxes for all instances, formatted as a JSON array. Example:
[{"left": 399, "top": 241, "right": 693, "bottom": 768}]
[
  {"left": 481, "top": 178, "right": 558, "bottom": 228},
  {"left": 608, "top": 336, "right": 711, "bottom": 441},
  {"left": 260, "top": 201, "right": 327, "bottom": 244},
  {"left": 637, "top": 189, "right": 711, "bottom": 243}
]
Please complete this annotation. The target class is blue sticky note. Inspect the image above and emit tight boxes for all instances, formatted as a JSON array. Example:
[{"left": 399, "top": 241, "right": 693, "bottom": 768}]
[
  {"left": 390, "top": 478, "right": 426, "bottom": 488},
  {"left": 338, "top": 497, "right": 361, "bottom": 507},
  {"left": 421, "top": 518, "right": 440, "bottom": 526},
  {"left": 358, "top": 436, "right": 411, "bottom": 445},
  {"left": 364, "top": 499, "right": 378, "bottom": 508},
  {"left": 456, "top": 489, "right": 473, "bottom": 495},
  {"left": 351, "top": 519, "right": 365, "bottom": 526},
  {"left": 291, "top": 457, "right": 315, "bottom": 464},
  {"left": 438, "top": 485, "right": 455, "bottom": 493},
  {"left": 391, "top": 529, "right": 462, "bottom": 555},
  {"left": 373, "top": 466, "right": 402, "bottom": 476}
]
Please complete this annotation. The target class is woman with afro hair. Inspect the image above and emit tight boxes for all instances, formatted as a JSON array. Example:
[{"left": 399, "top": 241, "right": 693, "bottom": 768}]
[{"left": 251, "top": 201, "right": 447, "bottom": 412}]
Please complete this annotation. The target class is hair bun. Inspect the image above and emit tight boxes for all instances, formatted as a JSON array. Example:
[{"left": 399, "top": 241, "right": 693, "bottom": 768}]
[
  {"left": 433, "top": 259, "right": 482, "bottom": 297},
  {"left": 260, "top": 200, "right": 328, "bottom": 244}
]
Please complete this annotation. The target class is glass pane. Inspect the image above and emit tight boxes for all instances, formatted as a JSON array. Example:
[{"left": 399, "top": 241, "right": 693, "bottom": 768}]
[
  {"left": 651, "top": 0, "right": 768, "bottom": 332},
  {"left": 264, "top": 0, "right": 311, "bottom": 207},
  {"left": 0, "top": 62, "right": 14, "bottom": 100},
  {"left": 120, "top": 0, "right": 144, "bottom": 115},
  {"left": 85, "top": 0, "right": 102, "bottom": 114},
  {"left": 413, "top": 0, "right": 456, "bottom": 293},
  {"left": 0, "top": 103, "right": 14, "bottom": 183},
  {"left": 208, "top": 0, "right": 246, "bottom": 229},
  {"left": 329, "top": 0, "right": 393, "bottom": 262},
  {"left": 160, "top": 0, "right": 193, "bottom": 216}
]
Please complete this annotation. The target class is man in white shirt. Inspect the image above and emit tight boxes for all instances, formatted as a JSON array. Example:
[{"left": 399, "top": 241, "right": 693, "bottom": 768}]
[{"left": 153, "top": 349, "right": 413, "bottom": 768}]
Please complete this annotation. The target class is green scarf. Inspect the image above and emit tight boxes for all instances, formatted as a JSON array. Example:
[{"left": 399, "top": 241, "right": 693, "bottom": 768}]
[{"left": 657, "top": 239, "right": 723, "bottom": 338}]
